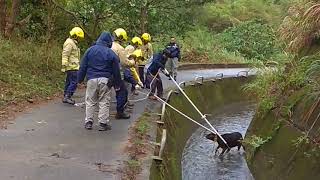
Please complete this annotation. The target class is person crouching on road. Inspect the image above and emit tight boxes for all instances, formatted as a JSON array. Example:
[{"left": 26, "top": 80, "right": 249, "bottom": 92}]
[
  {"left": 166, "top": 37, "right": 181, "bottom": 81},
  {"left": 146, "top": 49, "right": 172, "bottom": 100},
  {"left": 61, "top": 27, "right": 84, "bottom": 105},
  {"left": 124, "top": 49, "right": 144, "bottom": 96},
  {"left": 77, "top": 32, "right": 122, "bottom": 131},
  {"left": 111, "top": 28, "right": 136, "bottom": 119},
  {"left": 140, "top": 33, "right": 153, "bottom": 85},
  {"left": 125, "top": 37, "right": 143, "bottom": 95}
]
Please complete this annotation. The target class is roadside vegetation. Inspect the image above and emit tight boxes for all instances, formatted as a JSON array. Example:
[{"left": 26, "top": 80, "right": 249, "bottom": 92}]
[
  {"left": 243, "top": 0, "right": 320, "bottom": 160},
  {"left": 0, "top": 0, "right": 294, "bottom": 110}
]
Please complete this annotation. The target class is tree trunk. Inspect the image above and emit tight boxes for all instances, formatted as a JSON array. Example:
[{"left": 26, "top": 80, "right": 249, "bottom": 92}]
[
  {"left": 45, "top": 0, "right": 55, "bottom": 45},
  {"left": 140, "top": 5, "right": 148, "bottom": 34},
  {"left": 92, "top": 14, "right": 99, "bottom": 38},
  {"left": 0, "top": 0, "right": 6, "bottom": 36},
  {"left": 5, "top": 0, "right": 21, "bottom": 38}
]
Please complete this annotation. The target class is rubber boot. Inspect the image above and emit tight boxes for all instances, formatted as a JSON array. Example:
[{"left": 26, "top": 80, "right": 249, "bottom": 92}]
[{"left": 115, "top": 112, "right": 131, "bottom": 119}]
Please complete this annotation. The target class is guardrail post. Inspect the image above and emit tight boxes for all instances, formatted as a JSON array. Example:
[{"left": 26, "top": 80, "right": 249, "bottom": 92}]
[
  {"left": 237, "top": 71, "right": 249, "bottom": 78},
  {"left": 216, "top": 73, "right": 224, "bottom": 80},
  {"left": 152, "top": 129, "right": 167, "bottom": 162},
  {"left": 175, "top": 82, "right": 186, "bottom": 94},
  {"left": 195, "top": 76, "right": 204, "bottom": 85}
]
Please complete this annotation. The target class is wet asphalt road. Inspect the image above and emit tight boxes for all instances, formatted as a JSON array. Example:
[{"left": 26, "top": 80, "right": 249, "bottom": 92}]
[{"left": 0, "top": 68, "right": 251, "bottom": 180}]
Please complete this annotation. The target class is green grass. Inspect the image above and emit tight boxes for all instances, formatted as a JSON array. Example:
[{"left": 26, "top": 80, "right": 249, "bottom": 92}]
[{"left": 0, "top": 38, "right": 64, "bottom": 107}]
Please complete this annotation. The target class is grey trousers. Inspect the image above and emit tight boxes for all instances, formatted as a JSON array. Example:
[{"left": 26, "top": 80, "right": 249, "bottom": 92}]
[
  {"left": 85, "top": 78, "right": 111, "bottom": 124},
  {"left": 166, "top": 57, "right": 178, "bottom": 77}
]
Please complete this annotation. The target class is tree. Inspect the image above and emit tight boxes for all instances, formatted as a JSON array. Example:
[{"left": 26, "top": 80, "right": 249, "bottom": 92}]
[
  {"left": 0, "top": 0, "right": 32, "bottom": 38},
  {"left": 116, "top": 0, "right": 192, "bottom": 35}
]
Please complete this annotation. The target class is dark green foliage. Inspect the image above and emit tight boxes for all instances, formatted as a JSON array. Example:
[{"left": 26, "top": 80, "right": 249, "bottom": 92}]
[{"left": 218, "top": 20, "right": 277, "bottom": 60}]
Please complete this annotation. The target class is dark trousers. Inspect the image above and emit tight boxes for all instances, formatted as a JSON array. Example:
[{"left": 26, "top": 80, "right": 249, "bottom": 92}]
[
  {"left": 146, "top": 72, "right": 163, "bottom": 97},
  {"left": 138, "top": 66, "right": 145, "bottom": 84},
  {"left": 64, "top": 70, "right": 78, "bottom": 97},
  {"left": 107, "top": 78, "right": 128, "bottom": 113},
  {"left": 124, "top": 68, "right": 137, "bottom": 92}
]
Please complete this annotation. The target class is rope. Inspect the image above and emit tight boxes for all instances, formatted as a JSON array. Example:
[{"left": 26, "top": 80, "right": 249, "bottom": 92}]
[
  {"left": 75, "top": 70, "right": 160, "bottom": 107},
  {"left": 74, "top": 69, "right": 228, "bottom": 148},
  {"left": 136, "top": 89, "right": 217, "bottom": 134},
  {"left": 165, "top": 69, "right": 230, "bottom": 148}
]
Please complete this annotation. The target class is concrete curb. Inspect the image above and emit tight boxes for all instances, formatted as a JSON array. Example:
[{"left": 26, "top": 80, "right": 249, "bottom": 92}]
[{"left": 178, "top": 63, "right": 250, "bottom": 70}]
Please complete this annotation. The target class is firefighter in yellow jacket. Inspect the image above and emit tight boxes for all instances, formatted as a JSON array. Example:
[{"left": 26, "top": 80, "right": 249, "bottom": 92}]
[
  {"left": 61, "top": 27, "right": 84, "bottom": 105},
  {"left": 139, "top": 33, "right": 153, "bottom": 85},
  {"left": 111, "top": 28, "right": 141, "bottom": 119},
  {"left": 125, "top": 37, "right": 143, "bottom": 95}
]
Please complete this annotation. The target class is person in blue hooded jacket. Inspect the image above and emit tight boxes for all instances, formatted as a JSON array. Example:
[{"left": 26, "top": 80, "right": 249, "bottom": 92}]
[
  {"left": 146, "top": 48, "right": 171, "bottom": 100},
  {"left": 165, "top": 37, "right": 181, "bottom": 80},
  {"left": 78, "top": 32, "right": 121, "bottom": 131}
]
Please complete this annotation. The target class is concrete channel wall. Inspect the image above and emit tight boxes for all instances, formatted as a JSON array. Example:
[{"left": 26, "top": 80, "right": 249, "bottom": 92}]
[
  {"left": 245, "top": 87, "right": 320, "bottom": 180},
  {"left": 149, "top": 77, "right": 253, "bottom": 180}
]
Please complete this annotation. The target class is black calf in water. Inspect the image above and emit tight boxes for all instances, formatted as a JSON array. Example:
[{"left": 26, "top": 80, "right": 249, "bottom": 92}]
[{"left": 205, "top": 132, "right": 245, "bottom": 155}]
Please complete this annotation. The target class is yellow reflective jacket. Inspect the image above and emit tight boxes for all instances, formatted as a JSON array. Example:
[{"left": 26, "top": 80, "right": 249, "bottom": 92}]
[
  {"left": 140, "top": 43, "right": 153, "bottom": 66},
  {"left": 112, "top": 42, "right": 140, "bottom": 82},
  {"left": 61, "top": 38, "right": 80, "bottom": 72},
  {"left": 125, "top": 45, "right": 135, "bottom": 55}
]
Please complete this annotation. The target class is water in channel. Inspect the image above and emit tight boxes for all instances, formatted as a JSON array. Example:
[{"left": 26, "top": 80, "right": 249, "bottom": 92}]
[{"left": 182, "top": 101, "right": 256, "bottom": 180}]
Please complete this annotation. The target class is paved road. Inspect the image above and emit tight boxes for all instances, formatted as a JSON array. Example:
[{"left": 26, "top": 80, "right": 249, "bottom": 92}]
[{"left": 0, "top": 68, "right": 250, "bottom": 180}]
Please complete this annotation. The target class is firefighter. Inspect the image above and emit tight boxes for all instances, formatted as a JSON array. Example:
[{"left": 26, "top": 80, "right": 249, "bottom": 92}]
[{"left": 61, "top": 27, "right": 84, "bottom": 105}]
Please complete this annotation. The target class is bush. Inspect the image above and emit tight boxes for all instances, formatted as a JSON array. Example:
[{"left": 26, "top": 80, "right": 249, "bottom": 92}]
[
  {"left": 218, "top": 20, "right": 277, "bottom": 61},
  {"left": 0, "top": 38, "right": 64, "bottom": 106},
  {"left": 166, "top": 26, "right": 248, "bottom": 63},
  {"left": 198, "top": 0, "right": 284, "bottom": 32}
]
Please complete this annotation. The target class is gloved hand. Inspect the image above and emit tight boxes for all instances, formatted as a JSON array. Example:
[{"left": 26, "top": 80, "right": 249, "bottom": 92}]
[
  {"left": 135, "top": 84, "right": 142, "bottom": 90},
  {"left": 163, "top": 69, "right": 170, "bottom": 77},
  {"left": 61, "top": 67, "right": 66, "bottom": 73}
]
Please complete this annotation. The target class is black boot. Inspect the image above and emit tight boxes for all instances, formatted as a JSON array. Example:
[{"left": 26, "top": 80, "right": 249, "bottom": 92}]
[
  {"left": 115, "top": 112, "right": 131, "bottom": 119},
  {"left": 84, "top": 121, "right": 93, "bottom": 130},
  {"left": 174, "top": 76, "right": 177, "bottom": 81},
  {"left": 98, "top": 123, "right": 112, "bottom": 131},
  {"left": 62, "top": 96, "right": 75, "bottom": 105}
]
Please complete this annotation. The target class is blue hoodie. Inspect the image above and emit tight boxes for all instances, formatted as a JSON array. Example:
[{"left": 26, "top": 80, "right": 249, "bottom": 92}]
[
  {"left": 166, "top": 43, "right": 180, "bottom": 59},
  {"left": 78, "top": 32, "right": 121, "bottom": 87},
  {"left": 148, "top": 53, "right": 168, "bottom": 75}
]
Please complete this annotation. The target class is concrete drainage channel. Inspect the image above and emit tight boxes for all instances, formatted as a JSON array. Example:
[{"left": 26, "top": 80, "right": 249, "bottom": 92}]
[{"left": 148, "top": 70, "right": 254, "bottom": 180}]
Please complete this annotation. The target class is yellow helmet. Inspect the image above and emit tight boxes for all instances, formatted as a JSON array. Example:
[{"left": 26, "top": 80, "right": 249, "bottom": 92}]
[
  {"left": 131, "top": 37, "right": 142, "bottom": 46},
  {"left": 114, "top": 28, "right": 128, "bottom": 41},
  {"left": 70, "top": 27, "right": 84, "bottom": 39},
  {"left": 131, "top": 49, "right": 143, "bottom": 59},
  {"left": 141, "top": 33, "right": 151, "bottom": 42}
]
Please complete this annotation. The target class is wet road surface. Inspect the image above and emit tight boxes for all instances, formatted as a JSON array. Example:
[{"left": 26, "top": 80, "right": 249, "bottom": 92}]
[{"left": 0, "top": 68, "right": 250, "bottom": 180}]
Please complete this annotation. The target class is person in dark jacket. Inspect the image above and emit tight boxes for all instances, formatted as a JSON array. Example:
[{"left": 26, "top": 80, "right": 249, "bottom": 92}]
[
  {"left": 165, "top": 37, "right": 181, "bottom": 80},
  {"left": 146, "top": 49, "right": 171, "bottom": 100},
  {"left": 78, "top": 32, "right": 121, "bottom": 131}
]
